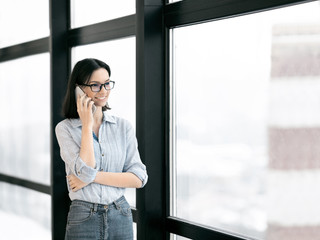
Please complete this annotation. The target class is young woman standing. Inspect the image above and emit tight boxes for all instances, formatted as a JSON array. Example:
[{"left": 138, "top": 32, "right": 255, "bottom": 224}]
[{"left": 55, "top": 58, "right": 148, "bottom": 239}]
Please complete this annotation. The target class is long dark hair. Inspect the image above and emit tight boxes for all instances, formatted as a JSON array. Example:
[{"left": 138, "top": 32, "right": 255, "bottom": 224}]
[{"left": 62, "top": 58, "right": 111, "bottom": 118}]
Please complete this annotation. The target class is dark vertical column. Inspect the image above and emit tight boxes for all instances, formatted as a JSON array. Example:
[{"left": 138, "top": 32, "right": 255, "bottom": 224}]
[
  {"left": 136, "top": 0, "right": 167, "bottom": 239},
  {"left": 50, "top": 0, "right": 70, "bottom": 239}
]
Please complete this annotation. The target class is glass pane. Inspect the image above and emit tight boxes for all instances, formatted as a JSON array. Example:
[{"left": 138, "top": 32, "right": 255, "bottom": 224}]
[
  {"left": 0, "top": 182, "right": 51, "bottom": 239},
  {"left": 72, "top": 37, "right": 136, "bottom": 207},
  {"left": 171, "top": 2, "right": 320, "bottom": 240},
  {"left": 0, "top": 0, "right": 49, "bottom": 48},
  {"left": 0, "top": 54, "right": 50, "bottom": 185},
  {"left": 70, "top": 0, "right": 135, "bottom": 28},
  {"left": 133, "top": 222, "right": 137, "bottom": 240},
  {"left": 170, "top": 234, "right": 191, "bottom": 240}
]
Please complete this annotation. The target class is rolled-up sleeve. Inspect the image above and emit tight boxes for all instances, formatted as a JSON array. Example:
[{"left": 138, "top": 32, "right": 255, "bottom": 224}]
[
  {"left": 123, "top": 122, "right": 148, "bottom": 188},
  {"left": 55, "top": 122, "right": 98, "bottom": 184}
]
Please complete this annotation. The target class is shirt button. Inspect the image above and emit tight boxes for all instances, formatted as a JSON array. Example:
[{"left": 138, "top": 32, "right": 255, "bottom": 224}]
[{"left": 102, "top": 154, "right": 104, "bottom": 157}]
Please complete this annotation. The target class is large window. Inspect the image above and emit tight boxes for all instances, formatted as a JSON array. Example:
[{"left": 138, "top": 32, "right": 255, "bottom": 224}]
[
  {"left": 171, "top": 1, "right": 320, "bottom": 239},
  {"left": 1, "top": 0, "right": 318, "bottom": 239},
  {"left": 0, "top": 0, "right": 50, "bottom": 237}
]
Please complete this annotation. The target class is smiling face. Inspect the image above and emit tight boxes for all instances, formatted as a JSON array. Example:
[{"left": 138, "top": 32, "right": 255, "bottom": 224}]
[{"left": 82, "top": 68, "right": 110, "bottom": 108}]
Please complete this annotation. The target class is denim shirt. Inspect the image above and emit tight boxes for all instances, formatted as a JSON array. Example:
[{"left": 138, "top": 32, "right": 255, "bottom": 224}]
[{"left": 55, "top": 112, "right": 148, "bottom": 204}]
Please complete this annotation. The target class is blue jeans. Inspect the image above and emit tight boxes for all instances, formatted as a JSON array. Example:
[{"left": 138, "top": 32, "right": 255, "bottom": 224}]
[{"left": 65, "top": 196, "right": 133, "bottom": 240}]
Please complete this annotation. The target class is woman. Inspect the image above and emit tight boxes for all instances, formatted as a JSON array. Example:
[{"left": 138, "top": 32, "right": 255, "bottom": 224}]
[{"left": 55, "top": 58, "right": 148, "bottom": 239}]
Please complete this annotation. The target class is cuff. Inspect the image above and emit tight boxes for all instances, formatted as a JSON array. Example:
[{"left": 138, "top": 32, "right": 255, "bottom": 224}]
[
  {"left": 74, "top": 156, "right": 98, "bottom": 184},
  {"left": 128, "top": 168, "right": 148, "bottom": 188}
]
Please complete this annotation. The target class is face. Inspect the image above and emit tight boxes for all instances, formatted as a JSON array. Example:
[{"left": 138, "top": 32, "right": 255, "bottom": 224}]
[{"left": 82, "top": 68, "right": 111, "bottom": 108}]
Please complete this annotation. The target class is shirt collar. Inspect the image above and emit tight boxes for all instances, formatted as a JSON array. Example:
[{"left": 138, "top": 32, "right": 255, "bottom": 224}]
[
  {"left": 70, "top": 111, "right": 117, "bottom": 128},
  {"left": 103, "top": 112, "right": 117, "bottom": 124}
]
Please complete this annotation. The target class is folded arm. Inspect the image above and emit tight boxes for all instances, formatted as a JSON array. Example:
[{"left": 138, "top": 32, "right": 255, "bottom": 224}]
[{"left": 68, "top": 172, "right": 142, "bottom": 192}]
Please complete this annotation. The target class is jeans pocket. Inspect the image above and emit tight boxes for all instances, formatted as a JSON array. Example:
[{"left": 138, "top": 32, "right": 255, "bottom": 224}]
[
  {"left": 67, "top": 203, "right": 93, "bottom": 225},
  {"left": 118, "top": 200, "right": 132, "bottom": 217}
]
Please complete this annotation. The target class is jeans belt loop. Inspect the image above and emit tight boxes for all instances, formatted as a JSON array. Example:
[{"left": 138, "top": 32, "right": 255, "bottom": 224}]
[
  {"left": 93, "top": 203, "right": 98, "bottom": 213},
  {"left": 113, "top": 200, "right": 121, "bottom": 210}
]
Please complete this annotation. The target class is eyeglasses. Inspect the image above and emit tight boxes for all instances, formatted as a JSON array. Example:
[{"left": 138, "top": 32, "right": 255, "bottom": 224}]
[{"left": 81, "top": 81, "right": 115, "bottom": 92}]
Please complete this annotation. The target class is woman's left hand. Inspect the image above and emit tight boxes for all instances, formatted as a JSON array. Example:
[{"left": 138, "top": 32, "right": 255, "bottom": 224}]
[{"left": 67, "top": 174, "right": 89, "bottom": 192}]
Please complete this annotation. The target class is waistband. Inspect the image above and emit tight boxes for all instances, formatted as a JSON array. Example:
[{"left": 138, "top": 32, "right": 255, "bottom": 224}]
[{"left": 71, "top": 195, "right": 127, "bottom": 211}]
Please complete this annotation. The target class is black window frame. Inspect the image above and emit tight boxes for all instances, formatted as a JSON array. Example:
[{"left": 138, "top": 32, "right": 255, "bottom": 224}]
[{"left": 0, "top": 0, "right": 315, "bottom": 239}]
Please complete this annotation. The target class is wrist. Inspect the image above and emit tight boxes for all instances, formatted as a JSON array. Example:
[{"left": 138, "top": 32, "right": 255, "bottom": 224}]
[
  {"left": 94, "top": 171, "right": 101, "bottom": 183},
  {"left": 82, "top": 124, "right": 92, "bottom": 131}
]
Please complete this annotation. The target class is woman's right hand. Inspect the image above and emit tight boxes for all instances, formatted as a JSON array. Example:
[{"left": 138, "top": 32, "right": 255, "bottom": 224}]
[
  {"left": 77, "top": 94, "right": 94, "bottom": 128},
  {"left": 67, "top": 174, "right": 89, "bottom": 192}
]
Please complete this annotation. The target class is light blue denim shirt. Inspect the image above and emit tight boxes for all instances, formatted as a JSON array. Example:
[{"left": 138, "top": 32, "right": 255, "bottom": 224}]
[{"left": 55, "top": 112, "right": 148, "bottom": 204}]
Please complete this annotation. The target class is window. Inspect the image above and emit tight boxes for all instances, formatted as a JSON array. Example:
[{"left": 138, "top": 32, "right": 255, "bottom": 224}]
[
  {"left": 0, "top": 53, "right": 51, "bottom": 239},
  {"left": 0, "top": 182, "right": 51, "bottom": 239},
  {"left": 1, "top": 0, "right": 317, "bottom": 239},
  {"left": 0, "top": 53, "right": 50, "bottom": 185},
  {"left": 171, "top": 1, "right": 320, "bottom": 239},
  {"left": 0, "top": 0, "right": 49, "bottom": 48},
  {"left": 70, "top": 0, "right": 135, "bottom": 28}
]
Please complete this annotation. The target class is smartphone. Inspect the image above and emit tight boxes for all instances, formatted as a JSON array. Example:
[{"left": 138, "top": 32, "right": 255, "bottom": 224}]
[{"left": 75, "top": 86, "right": 96, "bottom": 114}]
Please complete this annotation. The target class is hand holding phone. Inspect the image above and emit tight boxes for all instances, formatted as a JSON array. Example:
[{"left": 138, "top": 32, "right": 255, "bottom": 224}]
[{"left": 75, "top": 86, "right": 96, "bottom": 114}]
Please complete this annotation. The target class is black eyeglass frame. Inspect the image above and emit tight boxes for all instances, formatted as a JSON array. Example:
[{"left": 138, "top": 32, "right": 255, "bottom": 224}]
[{"left": 80, "top": 81, "right": 115, "bottom": 92}]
